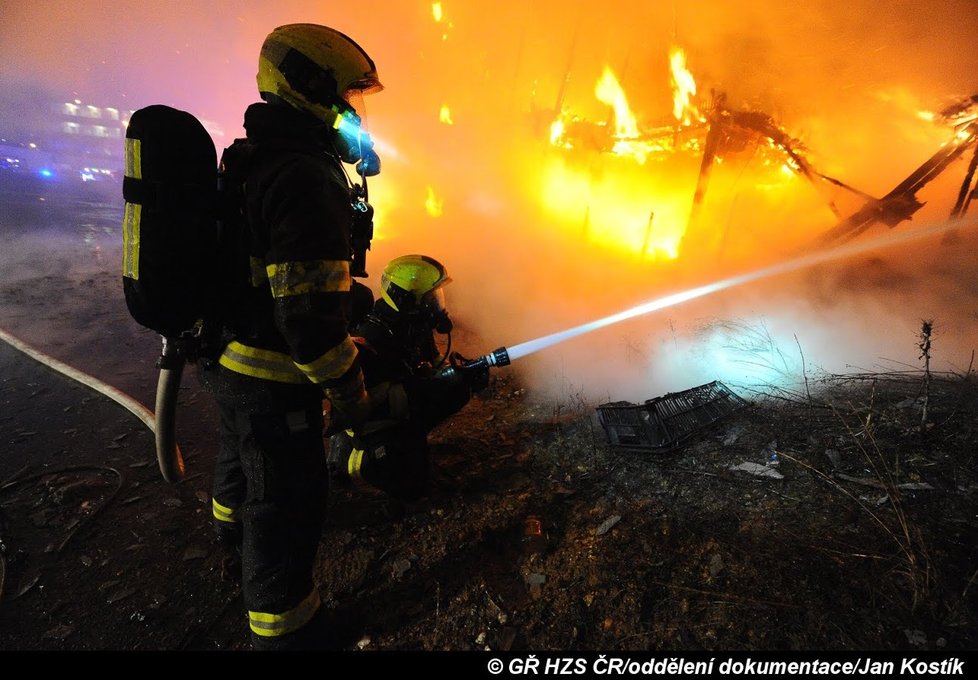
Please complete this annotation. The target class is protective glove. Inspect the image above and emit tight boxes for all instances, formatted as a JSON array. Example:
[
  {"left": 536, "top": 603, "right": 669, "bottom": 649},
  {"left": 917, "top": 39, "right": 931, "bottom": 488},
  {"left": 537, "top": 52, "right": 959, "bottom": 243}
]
[
  {"left": 440, "top": 352, "right": 490, "bottom": 393},
  {"left": 463, "top": 359, "right": 490, "bottom": 393},
  {"left": 324, "top": 368, "right": 371, "bottom": 435}
]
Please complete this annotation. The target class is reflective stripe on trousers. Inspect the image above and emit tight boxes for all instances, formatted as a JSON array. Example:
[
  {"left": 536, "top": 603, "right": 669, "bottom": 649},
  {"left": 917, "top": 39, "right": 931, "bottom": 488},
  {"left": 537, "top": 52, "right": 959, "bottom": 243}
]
[
  {"left": 249, "top": 588, "right": 321, "bottom": 638},
  {"left": 212, "top": 497, "right": 237, "bottom": 525}
]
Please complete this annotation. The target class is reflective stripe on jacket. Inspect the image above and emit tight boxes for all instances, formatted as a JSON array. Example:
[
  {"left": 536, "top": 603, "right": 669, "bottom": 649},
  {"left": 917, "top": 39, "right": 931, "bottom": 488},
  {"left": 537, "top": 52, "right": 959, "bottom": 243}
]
[{"left": 217, "top": 102, "right": 362, "bottom": 388}]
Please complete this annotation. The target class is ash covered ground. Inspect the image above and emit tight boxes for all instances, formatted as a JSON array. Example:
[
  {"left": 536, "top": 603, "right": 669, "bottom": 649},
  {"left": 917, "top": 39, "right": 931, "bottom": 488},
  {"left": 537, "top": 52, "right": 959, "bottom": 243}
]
[{"left": 0, "top": 184, "right": 976, "bottom": 653}]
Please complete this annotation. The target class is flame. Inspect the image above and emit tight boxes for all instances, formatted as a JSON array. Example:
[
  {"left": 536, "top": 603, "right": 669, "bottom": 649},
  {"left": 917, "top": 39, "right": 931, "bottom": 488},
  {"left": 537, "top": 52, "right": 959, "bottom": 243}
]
[
  {"left": 439, "top": 104, "right": 454, "bottom": 125},
  {"left": 594, "top": 66, "right": 639, "bottom": 140},
  {"left": 549, "top": 118, "right": 565, "bottom": 146},
  {"left": 543, "top": 62, "right": 700, "bottom": 260},
  {"left": 425, "top": 185, "right": 444, "bottom": 217},
  {"left": 539, "top": 154, "right": 694, "bottom": 262},
  {"left": 669, "top": 46, "right": 700, "bottom": 125},
  {"left": 595, "top": 66, "right": 653, "bottom": 164},
  {"left": 541, "top": 43, "right": 837, "bottom": 264},
  {"left": 431, "top": 1, "right": 451, "bottom": 40}
]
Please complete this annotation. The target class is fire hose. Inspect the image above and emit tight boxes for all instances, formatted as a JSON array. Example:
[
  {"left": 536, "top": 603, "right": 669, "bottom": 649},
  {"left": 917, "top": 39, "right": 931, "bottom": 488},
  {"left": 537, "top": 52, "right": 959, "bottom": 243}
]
[
  {"left": 0, "top": 323, "right": 507, "bottom": 486},
  {"left": 0, "top": 327, "right": 183, "bottom": 483}
]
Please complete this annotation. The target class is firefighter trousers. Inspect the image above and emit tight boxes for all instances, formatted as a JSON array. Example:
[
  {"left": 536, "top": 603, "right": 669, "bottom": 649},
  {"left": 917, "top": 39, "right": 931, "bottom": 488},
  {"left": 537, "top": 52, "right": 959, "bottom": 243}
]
[{"left": 201, "top": 364, "right": 329, "bottom": 650}]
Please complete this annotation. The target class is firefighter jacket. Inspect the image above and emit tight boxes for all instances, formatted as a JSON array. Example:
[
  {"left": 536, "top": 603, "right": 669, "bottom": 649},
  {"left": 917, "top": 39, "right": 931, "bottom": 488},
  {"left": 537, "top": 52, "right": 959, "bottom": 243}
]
[{"left": 217, "top": 102, "right": 362, "bottom": 391}]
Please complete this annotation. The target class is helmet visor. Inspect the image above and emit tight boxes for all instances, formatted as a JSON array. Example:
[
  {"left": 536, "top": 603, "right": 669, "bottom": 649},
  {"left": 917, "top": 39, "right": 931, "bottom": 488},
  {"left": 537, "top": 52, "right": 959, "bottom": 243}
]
[
  {"left": 333, "top": 90, "right": 375, "bottom": 164},
  {"left": 421, "top": 287, "right": 447, "bottom": 318},
  {"left": 344, "top": 89, "right": 365, "bottom": 118},
  {"left": 422, "top": 287, "right": 452, "bottom": 334}
]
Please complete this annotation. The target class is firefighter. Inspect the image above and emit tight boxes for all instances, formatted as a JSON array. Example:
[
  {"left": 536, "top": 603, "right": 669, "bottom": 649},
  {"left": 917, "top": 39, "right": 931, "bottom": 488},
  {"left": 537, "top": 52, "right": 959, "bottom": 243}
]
[
  {"left": 198, "top": 23, "right": 382, "bottom": 650},
  {"left": 327, "top": 254, "right": 490, "bottom": 504}
]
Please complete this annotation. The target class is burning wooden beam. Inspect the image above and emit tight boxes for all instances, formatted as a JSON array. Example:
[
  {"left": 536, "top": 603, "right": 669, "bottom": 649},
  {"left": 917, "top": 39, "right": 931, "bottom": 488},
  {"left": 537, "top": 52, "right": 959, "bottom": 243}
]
[
  {"left": 686, "top": 91, "right": 843, "bottom": 250},
  {"left": 820, "top": 119, "right": 978, "bottom": 244}
]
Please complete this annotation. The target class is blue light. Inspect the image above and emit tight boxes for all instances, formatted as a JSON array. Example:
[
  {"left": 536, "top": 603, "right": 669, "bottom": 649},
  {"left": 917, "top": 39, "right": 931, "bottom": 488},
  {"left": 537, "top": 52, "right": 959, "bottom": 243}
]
[
  {"left": 336, "top": 112, "right": 365, "bottom": 148},
  {"left": 37, "top": 168, "right": 54, "bottom": 179}
]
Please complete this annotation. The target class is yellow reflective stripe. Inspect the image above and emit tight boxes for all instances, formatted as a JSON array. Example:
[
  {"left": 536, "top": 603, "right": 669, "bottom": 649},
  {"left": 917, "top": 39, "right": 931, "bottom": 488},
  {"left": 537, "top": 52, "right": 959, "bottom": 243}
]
[
  {"left": 125, "top": 137, "right": 142, "bottom": 180},
  {"left": 266, "top": 259, "right": 351, "bottom": 298},
  {"left": 249, "top": 589, "right": 321, "bottom": 638},
  {"left": 219, "top": 341, "right": 306, "bottom": 384},
  {"left": 122, "top": 202, "right": 141, "bottom": 279},
  {"left": 294, "top": 336, "right": 358, "bottom": 384},
  {"left": 212, "top": 498, "right": 237, "bottom": 524},
  {"left": 250, "top": 256, "right": 267, "bottom": 287},
  {"left": 122, "top": 138, "right": 142, "bottom": 279},
  {"left": 349, "top": 448, "right": 364, "bottom": 481}
]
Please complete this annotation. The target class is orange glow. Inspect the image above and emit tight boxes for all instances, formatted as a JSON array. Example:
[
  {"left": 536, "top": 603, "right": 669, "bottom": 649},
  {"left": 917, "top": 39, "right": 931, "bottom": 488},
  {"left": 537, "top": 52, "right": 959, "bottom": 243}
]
[{"left": 538, "top": 152, "right": 696, "bottom": 261}]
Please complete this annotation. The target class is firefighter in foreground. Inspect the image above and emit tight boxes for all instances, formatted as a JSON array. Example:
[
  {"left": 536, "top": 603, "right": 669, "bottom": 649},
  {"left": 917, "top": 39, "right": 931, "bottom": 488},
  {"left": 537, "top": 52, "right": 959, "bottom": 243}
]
[
  {"left": 328, "top": 255, "right": 490, "bottom": 503},
  {"left": 198, "top": 24, "right": 381, "bottom": 650}
]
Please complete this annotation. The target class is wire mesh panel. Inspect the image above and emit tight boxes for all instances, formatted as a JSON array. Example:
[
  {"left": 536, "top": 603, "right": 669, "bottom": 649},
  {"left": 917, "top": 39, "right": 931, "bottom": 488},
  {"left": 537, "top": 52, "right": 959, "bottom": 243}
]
[{"left": 596, "top": 381, "right": 748, "bottom": 452}]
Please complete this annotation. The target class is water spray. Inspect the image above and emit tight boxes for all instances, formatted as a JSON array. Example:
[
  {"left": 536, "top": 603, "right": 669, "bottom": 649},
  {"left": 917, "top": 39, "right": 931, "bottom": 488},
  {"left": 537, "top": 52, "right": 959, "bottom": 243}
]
[{"left": 463, "top": 219, "right": 974, "bottom": 371}]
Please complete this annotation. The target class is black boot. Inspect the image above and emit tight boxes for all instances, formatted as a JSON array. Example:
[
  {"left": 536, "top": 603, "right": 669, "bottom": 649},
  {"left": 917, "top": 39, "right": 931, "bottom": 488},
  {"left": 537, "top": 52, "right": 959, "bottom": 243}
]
[
  {"left": 213, "top": 520, "right": 242, "bottom": 547},
  {"left": 326, "top": 432, "right": 354, "bottom": 487}
]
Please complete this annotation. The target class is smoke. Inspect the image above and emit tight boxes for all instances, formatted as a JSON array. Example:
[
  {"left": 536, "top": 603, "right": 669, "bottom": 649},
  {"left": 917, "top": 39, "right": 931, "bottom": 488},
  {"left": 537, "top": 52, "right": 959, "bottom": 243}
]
[{"left": 2, "top": 1, "right": 976, "bottom": 403}]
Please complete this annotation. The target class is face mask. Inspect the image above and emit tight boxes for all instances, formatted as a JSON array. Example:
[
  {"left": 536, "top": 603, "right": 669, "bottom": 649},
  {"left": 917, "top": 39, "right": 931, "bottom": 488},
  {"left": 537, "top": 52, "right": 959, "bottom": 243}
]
[
  {"left": 332, "top": 109, "right": 377, "bottom": 169},
  {"left": 422, "top": 288, "right": 453, "bottom": 334}
]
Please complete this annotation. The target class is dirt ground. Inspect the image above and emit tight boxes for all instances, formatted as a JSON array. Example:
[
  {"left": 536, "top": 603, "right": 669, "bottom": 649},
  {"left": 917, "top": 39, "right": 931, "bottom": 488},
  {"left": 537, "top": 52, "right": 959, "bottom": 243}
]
[{"left": 0, "top": 182, "right": 976, "bottom": 654}]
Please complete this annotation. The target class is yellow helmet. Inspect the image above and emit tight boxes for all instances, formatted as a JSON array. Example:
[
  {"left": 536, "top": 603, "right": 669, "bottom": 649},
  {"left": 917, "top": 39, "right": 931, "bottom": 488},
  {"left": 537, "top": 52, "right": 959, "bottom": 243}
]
[
  {"left": 257, "top": 24, "right": 382, "bottom": 126},
  {"left": 380, "top": 255, "right": 452, "bottom": 314}
]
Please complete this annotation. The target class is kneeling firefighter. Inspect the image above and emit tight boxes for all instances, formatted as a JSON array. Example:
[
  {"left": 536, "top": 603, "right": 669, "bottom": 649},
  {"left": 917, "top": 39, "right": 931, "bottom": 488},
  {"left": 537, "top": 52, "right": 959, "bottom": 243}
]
[{"left": 328, "top": 254, "right": 490, "bottom": 502}]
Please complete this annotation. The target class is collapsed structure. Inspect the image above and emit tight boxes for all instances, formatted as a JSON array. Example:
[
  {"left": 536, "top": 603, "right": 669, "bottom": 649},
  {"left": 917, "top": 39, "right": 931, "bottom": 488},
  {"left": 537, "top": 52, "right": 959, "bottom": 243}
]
[
  {"left": 820, "top": 95, "right": 978, "bottom": 243},
  {"left": 545, "top": 49, "right": 978, "bottom": 256}
]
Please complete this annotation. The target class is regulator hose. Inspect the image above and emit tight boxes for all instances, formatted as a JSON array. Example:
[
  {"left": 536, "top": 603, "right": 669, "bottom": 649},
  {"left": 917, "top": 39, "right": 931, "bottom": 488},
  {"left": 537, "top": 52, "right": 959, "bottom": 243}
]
[
  {"left": 155, "top": 337, "right": 186, "bottom": 483},
  {"left": 0, "top": 327, "right": 184, "bottom": 483}
]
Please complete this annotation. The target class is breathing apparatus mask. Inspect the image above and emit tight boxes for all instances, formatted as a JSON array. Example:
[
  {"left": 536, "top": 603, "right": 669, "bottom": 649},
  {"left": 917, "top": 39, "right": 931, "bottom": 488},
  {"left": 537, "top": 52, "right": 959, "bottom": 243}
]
[
  {"left": 419, "top": 286, "right": 453, "bottom": 336},
  {"left": 397, "top": 291, "right": 452, "bottom": 370},
  {"left": 330, "top": 91, "right": 380, "bottom": 177},
  {"left": 405, "top": 292, "right": 453, "bottom": 370},
  {"left": 386, "top": 284, "right": 454, "bottom": 339}
]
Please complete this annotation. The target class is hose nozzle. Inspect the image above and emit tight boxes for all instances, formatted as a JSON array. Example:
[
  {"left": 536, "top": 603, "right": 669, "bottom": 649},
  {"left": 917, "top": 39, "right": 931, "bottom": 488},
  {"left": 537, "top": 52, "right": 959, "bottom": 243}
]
[
  {"left": 461, "top": 346, "right": 510, "bottom": 373},
  {"left": 477, "top": 346, "right": 511, "bottom": 369},
  {"left": 434, "top": 347, "right": 511, "bottom": 390}
]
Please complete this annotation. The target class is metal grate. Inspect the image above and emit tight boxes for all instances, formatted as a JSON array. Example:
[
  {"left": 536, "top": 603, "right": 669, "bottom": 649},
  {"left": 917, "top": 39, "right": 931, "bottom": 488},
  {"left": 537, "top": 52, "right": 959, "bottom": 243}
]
[{"left": 596, "top": 381, "right": 748, "bottom": 452}]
